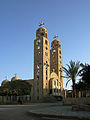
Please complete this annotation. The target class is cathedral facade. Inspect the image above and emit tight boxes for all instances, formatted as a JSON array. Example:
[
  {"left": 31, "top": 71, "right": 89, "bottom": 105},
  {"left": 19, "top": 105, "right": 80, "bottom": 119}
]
[{"left": 32, "top": 24, "right": 63, "bottom": 101}]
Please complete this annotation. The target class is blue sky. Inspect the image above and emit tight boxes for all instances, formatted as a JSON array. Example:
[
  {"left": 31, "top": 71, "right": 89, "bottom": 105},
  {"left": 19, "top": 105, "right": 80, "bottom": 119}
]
[{"left": 0, "top": 0, "right": 90, "bottom": 89}]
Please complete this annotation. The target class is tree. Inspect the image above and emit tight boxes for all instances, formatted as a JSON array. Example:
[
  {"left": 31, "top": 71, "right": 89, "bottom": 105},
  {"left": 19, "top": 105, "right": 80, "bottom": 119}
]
[
  {"left": 79, "top": 64, "right": 90, "bottom": 90},
  {"left": 75, "top": 81, "right": 86, "bottom": 92},
  {"left": 0, "top": 80, "right": 32, "bottom": 96},
  {"left": 63, "top": 60, "right": 80, "bottom": 97}
]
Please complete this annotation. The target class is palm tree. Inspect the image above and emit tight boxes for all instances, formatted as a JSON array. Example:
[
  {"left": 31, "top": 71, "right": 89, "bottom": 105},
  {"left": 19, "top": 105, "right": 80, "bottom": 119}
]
[{"left": 63, "top": 60, "right": 80, "bottom": 98}]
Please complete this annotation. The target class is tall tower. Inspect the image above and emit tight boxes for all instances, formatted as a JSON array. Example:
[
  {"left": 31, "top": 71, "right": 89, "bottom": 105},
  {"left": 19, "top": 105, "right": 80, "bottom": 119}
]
[
  {"left": 34, "top": 23, "right": 50, "bottom": 101},
  {"left": 50, "top": 35, "right": 63, "bottom": 92}
]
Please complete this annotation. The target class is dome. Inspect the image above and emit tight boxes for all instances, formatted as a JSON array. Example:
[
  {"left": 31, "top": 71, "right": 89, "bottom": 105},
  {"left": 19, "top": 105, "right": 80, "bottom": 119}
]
[
  {"left": 36, "top": 27, "right": 47, "bottom": 35},
  {"left": 1, "top": 79, "right": 9, "bottom": 86},
  {"left": 36, "top": 26, "right": 47, "bottom": 38},
  {"left": 37, "top": 27, "right": 47, "bottom": 32},
  {"left": 11, "top": 74, "right": 20, "bottom": 81},
  {"left": 51, "top": 40, "right": 61, "bottom": 48}
]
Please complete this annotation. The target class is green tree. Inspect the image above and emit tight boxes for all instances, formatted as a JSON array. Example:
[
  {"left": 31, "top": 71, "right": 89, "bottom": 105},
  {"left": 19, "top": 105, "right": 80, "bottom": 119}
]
[
  {"left": 0, "top": 80, "right": 32, "bottom": 96},
  {"left": 63, "top": 60, "right": 80, "bottom": 97},
  {"left": 79, "top": 64, "right": 90, "bottom": 90},
  {"left": 75, "top": 81, "right": 86, "bottom": 92}
]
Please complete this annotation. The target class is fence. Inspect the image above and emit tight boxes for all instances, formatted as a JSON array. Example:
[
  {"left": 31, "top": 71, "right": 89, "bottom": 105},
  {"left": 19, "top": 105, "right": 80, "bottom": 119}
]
[
  {"left": 0, "top": 95, "right": 31, "bottom": 104},
  {"left": 63, "top": 97, "right": 90, "bottom": 105}
]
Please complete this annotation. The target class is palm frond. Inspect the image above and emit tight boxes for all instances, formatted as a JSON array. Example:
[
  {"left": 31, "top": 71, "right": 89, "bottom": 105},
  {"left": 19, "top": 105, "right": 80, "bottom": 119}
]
[{"left": 66, "top": 79, "right": 71, "bottom": 87}]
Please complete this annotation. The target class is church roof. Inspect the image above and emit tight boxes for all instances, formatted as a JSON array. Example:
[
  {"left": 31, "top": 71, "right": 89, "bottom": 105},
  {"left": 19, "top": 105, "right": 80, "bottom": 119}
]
[
  {"left": 11, "top": 74, "right": 20, "bottom": 81},
  {"left": 1, "top": 79, "right": 9, "bottom": 86}
]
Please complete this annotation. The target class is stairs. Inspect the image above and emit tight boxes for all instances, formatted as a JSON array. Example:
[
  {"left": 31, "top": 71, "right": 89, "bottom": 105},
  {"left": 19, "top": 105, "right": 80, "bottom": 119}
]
[{"left": 43, "top": 95, "right": 59, "bottom": 103}]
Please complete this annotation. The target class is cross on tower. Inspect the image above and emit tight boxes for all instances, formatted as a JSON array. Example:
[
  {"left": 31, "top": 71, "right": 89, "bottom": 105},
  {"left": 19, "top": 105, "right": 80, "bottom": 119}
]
[
  {"left": 39, "top": 22, "right": 44, "bottom": 27},
  {"left": 5, "top": 76, "right": 8, "bottom": 80},
  {"left": 53, "top": 35, "right": 58, "bottom": 40},
  {"left": 15, "top": 73, "right": 17, "bottom": 77}
]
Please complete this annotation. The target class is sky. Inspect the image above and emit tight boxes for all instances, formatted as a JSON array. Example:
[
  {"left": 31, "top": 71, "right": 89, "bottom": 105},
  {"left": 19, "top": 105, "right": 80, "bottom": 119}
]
[{"left": 0, "top": 0, "right": 90, "bottom": 89}]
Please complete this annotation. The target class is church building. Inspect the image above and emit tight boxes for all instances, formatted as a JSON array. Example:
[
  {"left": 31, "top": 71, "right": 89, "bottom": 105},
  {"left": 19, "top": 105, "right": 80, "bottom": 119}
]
[
  {"left": 32, "top": 23, "right": 63, "bottom": 101},
  {"left": 1, "top": 23, "right": 63, "bottom": 102}
]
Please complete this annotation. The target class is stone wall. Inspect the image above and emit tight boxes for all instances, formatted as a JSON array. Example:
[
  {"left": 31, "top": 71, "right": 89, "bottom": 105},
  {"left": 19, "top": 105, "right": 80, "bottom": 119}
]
[
  {"left": 0, "top": 95, "right": 32, "bottom": 104},
  {"left": 63, "top": 97, "right": 90, "bottom": 105}
]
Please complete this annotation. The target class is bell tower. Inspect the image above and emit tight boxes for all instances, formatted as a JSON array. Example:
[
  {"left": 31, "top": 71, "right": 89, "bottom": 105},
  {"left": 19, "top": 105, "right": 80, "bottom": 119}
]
[
  {"left": 50, "top": 35, "right": 63, "bottom": 92},
  {"left": 34, "top": 23, "right": 50, "bottom": 101}
]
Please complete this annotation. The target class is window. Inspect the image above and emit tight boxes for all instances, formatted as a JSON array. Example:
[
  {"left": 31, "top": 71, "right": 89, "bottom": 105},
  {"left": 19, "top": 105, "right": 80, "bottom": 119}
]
[
  {"left": 46, "top": 70, "right": 47, "bottom": 75},
  {"left": 46, "top": 76, "right": 47, "bottom": 80},
  {"left": 45, "top": 52, "right": 48, "bottom": 56},
  {"left": 59, "top": 50, "right": 61, "bottom": 54},
  {"left": 37, "top": 40, "right": 41, "bottom": 42},
  {"left": 37, "top": 69, "right": 39, "bottom": 75},
  {"left": 37, "top": 46, "right": 40, "bottom": 49},
  {"left": 38, "top": 51, "right": 40, "bottom": 55},
  {"left": 45, "top": 46, "right": 48, "bottom": 50},
  {"left": 57, "top": 80, "right": 58, "bottom": 86},
  {"left": 37, "top": 76, "right": 39, "bottom": 80},
  {"left": 45, "top": 40, "right": 48, "bottom": 45},
  {"left": 36, "top": 42, "right": 39, "bottom": 45},
  {"left": 54, "top": 81, "right": 56, "bottom": 85},
  {"left": 53, "top": 50, "right": 56, "bottom": 52},
  {"left": 37, "top": 65, "right": 39, "bottom": 69},
  {"left": 46, "top": 65, "right": 48, "bottom": 69},
  {"left": 42, "top": 29, "right": 44, "bottom": 31},
  {"left": 59, "top": 68, "right": 61, "bottom": 72},
  {"left": 36, "top": 40, "right": 41, "bottom": 45}
]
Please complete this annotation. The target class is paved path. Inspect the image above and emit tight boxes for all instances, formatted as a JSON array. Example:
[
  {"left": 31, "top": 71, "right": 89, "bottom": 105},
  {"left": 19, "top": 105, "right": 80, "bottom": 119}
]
[
  {"left": 0, "top": 104, "right": 70, "bottom": 120},
  {"left": 0, "top": 104, "right": 41, "bottom": 120},
  {"left": 0, "top": 103, "right": 90, "bottom": 120},
  {"left": 28, "top": 103, "right": 90, "bottom": 120}
]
